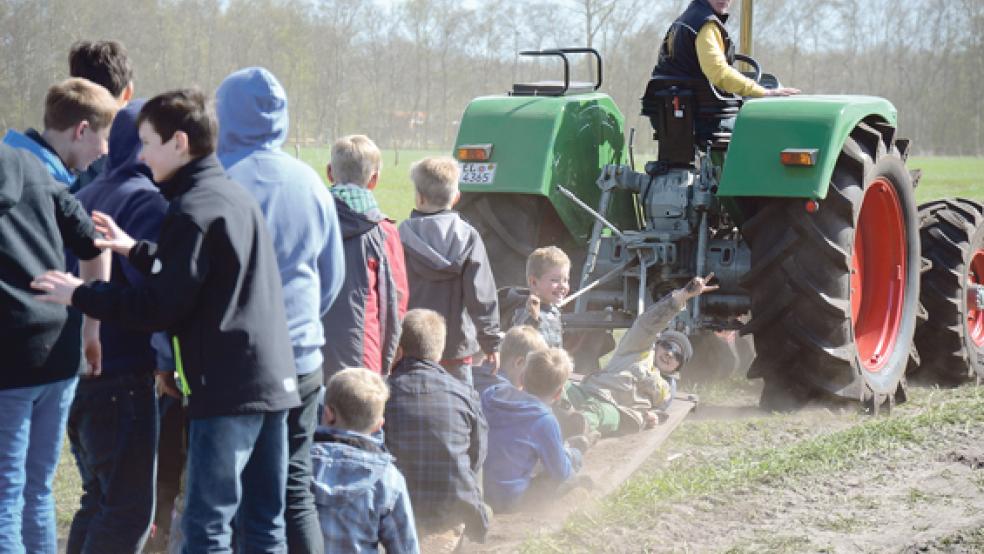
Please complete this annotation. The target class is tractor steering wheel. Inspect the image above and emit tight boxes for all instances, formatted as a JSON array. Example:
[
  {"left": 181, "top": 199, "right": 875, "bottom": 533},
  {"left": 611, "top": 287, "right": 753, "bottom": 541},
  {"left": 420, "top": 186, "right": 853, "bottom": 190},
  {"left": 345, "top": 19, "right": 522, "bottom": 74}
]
[{"left": 734, "top": 54, "right": 762, "bottom": 83}]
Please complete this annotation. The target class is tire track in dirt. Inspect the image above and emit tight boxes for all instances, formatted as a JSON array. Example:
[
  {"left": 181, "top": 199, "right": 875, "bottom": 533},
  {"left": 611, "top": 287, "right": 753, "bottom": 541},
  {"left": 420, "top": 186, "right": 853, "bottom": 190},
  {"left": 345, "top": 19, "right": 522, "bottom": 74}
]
[{"left": 522, "top": 386, "right": 984, "bottom": 553}]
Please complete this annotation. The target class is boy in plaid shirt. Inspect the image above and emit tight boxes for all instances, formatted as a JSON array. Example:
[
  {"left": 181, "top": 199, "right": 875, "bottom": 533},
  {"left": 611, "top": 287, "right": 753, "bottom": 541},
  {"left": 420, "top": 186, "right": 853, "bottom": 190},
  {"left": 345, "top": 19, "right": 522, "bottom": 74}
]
[
  {"left": 384, "top": 309, "right": 489, "bottom": 546},
  {"left": 311, "top": 367, "right": 418, "bottom": 553}
]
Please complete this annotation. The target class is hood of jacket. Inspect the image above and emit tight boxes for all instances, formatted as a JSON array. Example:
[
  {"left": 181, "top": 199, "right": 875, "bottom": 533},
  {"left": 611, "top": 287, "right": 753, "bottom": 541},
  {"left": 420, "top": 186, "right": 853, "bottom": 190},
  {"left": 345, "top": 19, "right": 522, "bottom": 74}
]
[
  {"left": 335, "top": 195, "right": 384, "bottom": 240},
  {"left": 481, "top": 382, "right": 551, "bottom": 430},
  {"left": 1, "top": 129, "right": 75, "bottom": 187},
  {"left": 97, "top": 99, "right": 151, "bottom": 184},
  {"left": 215, "top": 67, "right": 289, "bottom": 168},
  {"left": 0, "top": 144, "right": 26, "bottom": 216},
  {"left": 311, "top": 427, "right": 393, "bottom": 500},
  {"left": 399, "top": 210, "right": 475, "bottom": 281}
]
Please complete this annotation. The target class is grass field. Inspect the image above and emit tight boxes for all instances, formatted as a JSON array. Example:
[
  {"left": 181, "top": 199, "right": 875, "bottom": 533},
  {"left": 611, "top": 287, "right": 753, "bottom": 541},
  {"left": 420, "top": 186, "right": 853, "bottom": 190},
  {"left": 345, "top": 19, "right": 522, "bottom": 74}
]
[
  {"left": 296, "top": 146, "right": 440, "bottom": 222},
  {"left": 51, "top": 153, "right": 982, "bottom": 540},
  {"left": 909, "top": 156, "right": 984, "bottom": 203}
]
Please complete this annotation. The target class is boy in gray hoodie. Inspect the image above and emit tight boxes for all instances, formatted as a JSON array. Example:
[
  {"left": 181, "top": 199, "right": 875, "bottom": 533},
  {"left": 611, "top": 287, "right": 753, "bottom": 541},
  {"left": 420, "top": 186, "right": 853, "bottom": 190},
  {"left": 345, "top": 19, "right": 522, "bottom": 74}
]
[{"left": 398, "top": 157, "right": 501, "bottom": 384}]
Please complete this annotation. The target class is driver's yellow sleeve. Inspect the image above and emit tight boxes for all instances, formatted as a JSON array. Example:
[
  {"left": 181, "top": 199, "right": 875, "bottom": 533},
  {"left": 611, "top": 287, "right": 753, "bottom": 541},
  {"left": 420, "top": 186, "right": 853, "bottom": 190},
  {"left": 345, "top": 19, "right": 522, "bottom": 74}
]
[{"left": 696, "top": 22, "right": 766, "bottom": 98}]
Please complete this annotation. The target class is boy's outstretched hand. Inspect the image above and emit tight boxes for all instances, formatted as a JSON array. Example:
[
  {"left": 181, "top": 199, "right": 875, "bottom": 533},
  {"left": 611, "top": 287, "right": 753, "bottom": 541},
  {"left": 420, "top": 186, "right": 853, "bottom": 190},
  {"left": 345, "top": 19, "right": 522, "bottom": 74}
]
[
  {"left": 92, "top": 210, "right": 136, "bottom": 257},
  {"left": 679, "top": 273, "right": 719, "bottom": 300},
  {"left": 31, "top": 271, "right": 83, "bottom": 306}
]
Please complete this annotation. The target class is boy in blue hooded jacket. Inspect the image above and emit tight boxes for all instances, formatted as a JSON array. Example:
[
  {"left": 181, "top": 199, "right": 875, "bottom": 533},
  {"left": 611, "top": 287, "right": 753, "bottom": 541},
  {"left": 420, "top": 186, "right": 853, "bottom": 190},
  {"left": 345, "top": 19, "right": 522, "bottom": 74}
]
[
  {"left": 481, "top": 348, "right": 584, "bottom": 512},
  {"left": 216, "top": 66, "right": 345, "bottom": 554},
  {"left": 65, "top": 98, "right": 172, "bottom": 553}
]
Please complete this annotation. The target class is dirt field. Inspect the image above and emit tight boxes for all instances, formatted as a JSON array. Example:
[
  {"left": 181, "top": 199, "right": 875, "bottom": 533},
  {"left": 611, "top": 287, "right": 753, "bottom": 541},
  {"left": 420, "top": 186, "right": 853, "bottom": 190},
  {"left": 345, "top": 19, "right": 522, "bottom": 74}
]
[{"left": 519, "top": 380, "right": 984, "bottom": 553}]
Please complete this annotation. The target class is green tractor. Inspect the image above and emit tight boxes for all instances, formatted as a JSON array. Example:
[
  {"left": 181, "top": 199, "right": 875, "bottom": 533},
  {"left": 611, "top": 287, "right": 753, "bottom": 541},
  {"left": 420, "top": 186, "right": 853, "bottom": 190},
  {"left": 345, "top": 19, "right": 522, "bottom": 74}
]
[{"left": 453, "top": 40, "right": 984, "bottom": 409}]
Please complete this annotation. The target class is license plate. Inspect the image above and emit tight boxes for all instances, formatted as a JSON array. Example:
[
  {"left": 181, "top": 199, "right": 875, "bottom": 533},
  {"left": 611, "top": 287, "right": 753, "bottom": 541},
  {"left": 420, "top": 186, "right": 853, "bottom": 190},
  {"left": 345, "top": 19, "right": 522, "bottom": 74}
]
[{"left": 459, "top": 162, "right": 497, "bottom": 185}]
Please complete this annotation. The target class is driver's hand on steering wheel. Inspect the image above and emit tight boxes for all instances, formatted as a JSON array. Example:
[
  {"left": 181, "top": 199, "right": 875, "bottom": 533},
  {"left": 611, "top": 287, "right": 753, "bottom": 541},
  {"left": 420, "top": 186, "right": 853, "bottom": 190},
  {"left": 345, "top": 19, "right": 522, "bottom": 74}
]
[{"left": 764, "top": 86, "right": 801, "bottom": 97}]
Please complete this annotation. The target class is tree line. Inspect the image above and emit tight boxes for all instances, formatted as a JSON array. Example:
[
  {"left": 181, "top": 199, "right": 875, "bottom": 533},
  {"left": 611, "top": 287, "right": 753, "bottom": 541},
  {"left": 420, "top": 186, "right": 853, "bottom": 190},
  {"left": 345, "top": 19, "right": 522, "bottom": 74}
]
[{"left": 1, "top": 0, "right": 981, "bottom": 155}]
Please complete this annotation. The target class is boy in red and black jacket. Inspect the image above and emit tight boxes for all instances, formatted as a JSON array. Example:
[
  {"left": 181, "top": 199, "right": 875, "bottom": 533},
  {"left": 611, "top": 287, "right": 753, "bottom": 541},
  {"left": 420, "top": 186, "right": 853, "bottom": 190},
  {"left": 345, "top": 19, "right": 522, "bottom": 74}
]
[
  {"left": 321, "top": 135, "right": 408, "bottom": 378},
  {"left": 33, "top": 89, "right": 300, "bottom": 551}
]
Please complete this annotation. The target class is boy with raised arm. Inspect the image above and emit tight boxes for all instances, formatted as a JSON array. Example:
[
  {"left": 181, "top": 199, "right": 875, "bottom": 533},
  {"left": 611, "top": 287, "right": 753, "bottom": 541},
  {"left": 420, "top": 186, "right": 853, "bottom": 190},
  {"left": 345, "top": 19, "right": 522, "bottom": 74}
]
[{"left": 570, "top": 275, "right": 715, "bottom": 435}]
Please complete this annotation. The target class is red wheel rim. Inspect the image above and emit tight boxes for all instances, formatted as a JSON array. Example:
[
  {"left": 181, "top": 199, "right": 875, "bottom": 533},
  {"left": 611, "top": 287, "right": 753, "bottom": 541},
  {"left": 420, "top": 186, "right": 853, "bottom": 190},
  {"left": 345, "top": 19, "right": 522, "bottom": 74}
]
[
  {"left": 850, "top": 177, "right": 907, "bottom": 372},
  {"left": 969, "top": 250, "right": 984, "bottom": 347}
]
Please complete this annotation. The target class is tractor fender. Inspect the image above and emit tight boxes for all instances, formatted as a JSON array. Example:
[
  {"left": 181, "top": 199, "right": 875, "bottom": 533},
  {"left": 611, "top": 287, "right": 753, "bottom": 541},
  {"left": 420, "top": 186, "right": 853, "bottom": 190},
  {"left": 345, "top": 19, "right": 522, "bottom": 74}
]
[
  {"left": 717, "top": 95, "right": 898, "bottom": 200},
  {"left": 453, "top": 92, "right": 637, "bottom": 243}
]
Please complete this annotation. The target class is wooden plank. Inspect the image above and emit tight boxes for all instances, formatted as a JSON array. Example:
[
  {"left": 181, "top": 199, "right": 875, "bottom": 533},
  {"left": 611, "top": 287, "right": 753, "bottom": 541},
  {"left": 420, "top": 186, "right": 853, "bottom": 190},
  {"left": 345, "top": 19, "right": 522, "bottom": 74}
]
[{"left": 471, "top": 395, "right": 697, "bottom": 551}]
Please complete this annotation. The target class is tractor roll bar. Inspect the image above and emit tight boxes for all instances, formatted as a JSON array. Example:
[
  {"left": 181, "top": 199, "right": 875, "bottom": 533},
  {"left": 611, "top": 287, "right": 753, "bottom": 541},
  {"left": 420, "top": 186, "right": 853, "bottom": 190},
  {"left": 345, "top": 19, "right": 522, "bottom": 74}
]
[{"left": 518, "top": 47, "right": 603, "bottom": 94}]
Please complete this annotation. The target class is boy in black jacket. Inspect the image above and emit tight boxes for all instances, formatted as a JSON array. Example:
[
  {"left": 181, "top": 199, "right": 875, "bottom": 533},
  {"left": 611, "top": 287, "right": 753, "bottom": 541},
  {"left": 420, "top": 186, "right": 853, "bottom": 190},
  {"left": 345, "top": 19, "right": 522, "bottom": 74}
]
[
  {"left": 33, "top": 89, "right": 300, "bottom": 552},
  {"left": 0, "top": 143, "right": 109, "bottom": 554}
]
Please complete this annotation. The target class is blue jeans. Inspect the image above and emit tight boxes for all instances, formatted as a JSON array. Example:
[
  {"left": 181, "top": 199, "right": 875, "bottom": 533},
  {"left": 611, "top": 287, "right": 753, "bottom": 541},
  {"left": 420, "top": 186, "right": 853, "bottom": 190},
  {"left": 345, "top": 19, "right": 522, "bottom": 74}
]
[
  {"left": 182, "top": 411, "right": 289, "bottom": 554},
  {"left": 0, "top": 376, "right": 79, "bottom": 554},
  {"left": 65, "top": 373, "right": 159, "bottom": 553}
]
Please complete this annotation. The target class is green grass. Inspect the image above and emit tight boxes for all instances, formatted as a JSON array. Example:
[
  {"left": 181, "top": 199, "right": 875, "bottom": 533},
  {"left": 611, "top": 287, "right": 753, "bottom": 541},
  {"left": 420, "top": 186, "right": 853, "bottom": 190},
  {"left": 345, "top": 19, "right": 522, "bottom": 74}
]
[
  {"left": 909, "top": 156, "right": 984, "bottom": 203},
  {"left": 294, "top": 146, "right": 441, "bottom": 222},
  {"left": 55, "top": 438, "right": 81, "bottom": 531}
]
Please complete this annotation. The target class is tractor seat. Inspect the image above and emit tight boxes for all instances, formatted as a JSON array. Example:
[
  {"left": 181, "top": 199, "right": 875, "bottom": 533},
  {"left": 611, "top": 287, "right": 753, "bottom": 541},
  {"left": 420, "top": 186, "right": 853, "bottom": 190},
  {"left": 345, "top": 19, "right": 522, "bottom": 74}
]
[
  {"left": 642, "top": 75, "right": 742, "bottom": 125},
  {"left": 641, "top": 74, "right": 742, "bottom": 164},
  {"left": 512, "top": 80, "right": 597, "bottom": 97}
]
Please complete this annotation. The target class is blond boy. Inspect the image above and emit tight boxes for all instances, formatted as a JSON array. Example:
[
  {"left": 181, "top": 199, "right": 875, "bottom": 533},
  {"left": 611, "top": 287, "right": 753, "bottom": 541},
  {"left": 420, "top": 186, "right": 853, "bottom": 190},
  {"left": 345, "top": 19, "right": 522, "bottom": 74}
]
[
  {"left": 398, "top": 157, "right": 501, "bottom": 385},
  {"left": 473, "top": 325, "right": 548, "bottom": 396},
  {"left": 311, "top": 368, "right": 419, "bottom": 553},
  {"left": 322, "top": 134, "right": 408, "bottom": 377},
  {"left": 2, "top": 78, "right": 118, "bottom": 186},
  {"left": 512, "top": 246, "right": 571, "bottom": 348},
  {"left": 481, "top": 348, "right": 584, "bottom": 512}
]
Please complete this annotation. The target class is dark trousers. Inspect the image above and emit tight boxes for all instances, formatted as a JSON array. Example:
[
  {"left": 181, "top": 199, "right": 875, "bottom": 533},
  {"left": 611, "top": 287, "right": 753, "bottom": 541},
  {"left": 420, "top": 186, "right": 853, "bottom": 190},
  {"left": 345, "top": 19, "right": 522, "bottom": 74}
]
[
  {"left": 285, "top": 369, "right": 325, "bottom": 554},
  {"left": 152, "top": 393, "right": 187, "bottom": 547},
  {"left": 65, "top": 372, "right": 159, "bottom": 554}
]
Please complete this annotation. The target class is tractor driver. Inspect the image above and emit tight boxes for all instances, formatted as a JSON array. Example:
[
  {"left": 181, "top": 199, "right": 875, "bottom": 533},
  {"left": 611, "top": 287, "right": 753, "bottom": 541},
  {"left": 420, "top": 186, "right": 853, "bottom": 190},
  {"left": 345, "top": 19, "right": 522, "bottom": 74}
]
[{"left": 652, "top": 0, "right": 800, "bottom": 100}]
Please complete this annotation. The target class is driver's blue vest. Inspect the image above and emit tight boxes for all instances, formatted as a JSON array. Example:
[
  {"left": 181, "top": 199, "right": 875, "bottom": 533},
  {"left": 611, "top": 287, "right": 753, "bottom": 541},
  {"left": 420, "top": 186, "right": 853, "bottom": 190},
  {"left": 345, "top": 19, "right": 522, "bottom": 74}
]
[{"left": 652, "top": 0, "right": 736, "bottom": 83}]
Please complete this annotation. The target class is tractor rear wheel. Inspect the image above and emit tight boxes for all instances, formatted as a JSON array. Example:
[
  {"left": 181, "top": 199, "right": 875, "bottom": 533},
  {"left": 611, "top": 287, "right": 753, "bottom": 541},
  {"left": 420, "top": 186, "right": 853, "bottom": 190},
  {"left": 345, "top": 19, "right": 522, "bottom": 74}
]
[
  {"left": 741, "top": 121, "right": 920, "bottom": 411},
  {"left": 458, "top": 193, "right": 574, "bottom": 288},
  {"left": 912, "top": 198, "right": 984, "bottom": 383}
]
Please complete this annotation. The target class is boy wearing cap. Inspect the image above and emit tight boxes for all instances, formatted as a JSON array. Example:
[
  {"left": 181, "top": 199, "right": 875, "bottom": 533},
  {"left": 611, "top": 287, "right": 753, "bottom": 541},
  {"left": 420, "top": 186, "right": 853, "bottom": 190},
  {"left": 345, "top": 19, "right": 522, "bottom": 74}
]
[{"left": 569, "top": 274, "right": 715, "bottom": 435}]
